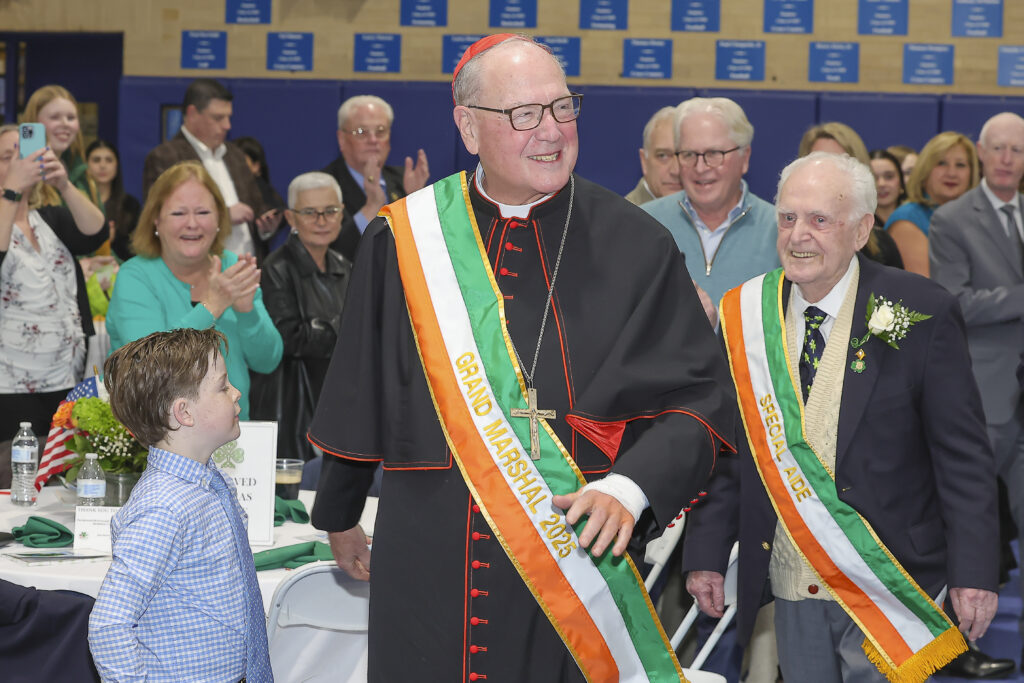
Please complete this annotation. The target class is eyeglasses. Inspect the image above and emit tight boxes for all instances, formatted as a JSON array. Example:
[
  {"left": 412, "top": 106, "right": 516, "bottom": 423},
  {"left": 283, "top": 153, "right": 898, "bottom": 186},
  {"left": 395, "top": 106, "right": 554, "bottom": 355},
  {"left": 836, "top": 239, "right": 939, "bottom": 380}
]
[
  {"left": 294, "top": 206, "right": 342, "bottom": 221},
  {"left": 675, "top": 147, "right": 742, "bottom": 168},
  {"left": 344, "top": 126, "right": 390, "bottom": 141},
  {"left": 467, "top": 94, "right": 583, "bottom": 131}
]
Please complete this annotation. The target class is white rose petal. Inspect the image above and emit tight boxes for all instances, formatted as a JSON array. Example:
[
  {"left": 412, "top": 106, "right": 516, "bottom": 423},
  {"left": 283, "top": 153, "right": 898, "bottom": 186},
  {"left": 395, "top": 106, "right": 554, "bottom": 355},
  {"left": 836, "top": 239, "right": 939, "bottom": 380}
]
[{"left": 868, "top": 304, "right": 896, "bottom": 335}]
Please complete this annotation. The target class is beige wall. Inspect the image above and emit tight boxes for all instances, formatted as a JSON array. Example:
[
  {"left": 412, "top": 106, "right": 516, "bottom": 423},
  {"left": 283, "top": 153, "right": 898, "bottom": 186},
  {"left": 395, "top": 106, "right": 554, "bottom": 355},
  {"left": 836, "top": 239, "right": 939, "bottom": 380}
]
[{"left": 4, "top": 0, "right": 1023, "bottom": 94}]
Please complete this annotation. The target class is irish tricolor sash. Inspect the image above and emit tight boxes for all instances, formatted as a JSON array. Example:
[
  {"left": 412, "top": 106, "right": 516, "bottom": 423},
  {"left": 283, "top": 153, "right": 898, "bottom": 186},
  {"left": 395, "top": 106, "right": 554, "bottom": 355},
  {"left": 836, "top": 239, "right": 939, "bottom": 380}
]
[
  {"left": 720, "top": 269, "right": 966, "bottom": 682},
  {"left": 382, "top": 172, "right": 685, "bottom": 683}
]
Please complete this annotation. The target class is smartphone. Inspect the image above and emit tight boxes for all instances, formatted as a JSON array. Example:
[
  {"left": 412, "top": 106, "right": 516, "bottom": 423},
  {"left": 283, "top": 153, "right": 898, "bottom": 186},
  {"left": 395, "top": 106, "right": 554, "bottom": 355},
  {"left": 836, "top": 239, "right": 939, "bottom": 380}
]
[{"left": 18, "top": 123, "right": 47, "bottom": 160}]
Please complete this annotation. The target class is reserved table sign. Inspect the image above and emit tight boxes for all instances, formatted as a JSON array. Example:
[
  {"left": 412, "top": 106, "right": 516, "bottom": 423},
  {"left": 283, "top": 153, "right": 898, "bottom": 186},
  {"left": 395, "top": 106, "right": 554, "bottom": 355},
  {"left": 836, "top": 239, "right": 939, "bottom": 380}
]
[
  {"left": 213, "top": 421, "right": 278, "bottom": 546},
  {"left": 74, "top": 506, "right": 118, "bottom": 554}
]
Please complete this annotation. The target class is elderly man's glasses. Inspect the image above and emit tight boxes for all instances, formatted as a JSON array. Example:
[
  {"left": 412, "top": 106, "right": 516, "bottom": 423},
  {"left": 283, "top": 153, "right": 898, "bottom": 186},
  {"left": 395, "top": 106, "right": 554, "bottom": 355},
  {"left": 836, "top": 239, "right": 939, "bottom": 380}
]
[
  {"left": 345, "top": 126, "right": 390, "bottom": 140},
  {"left": 675, "top": 147, "right": 741, "bottom": 168},
  {"left": 295, "top": 206, "right": 342, "bottom": 221},
  {"left": 467, "top": 94, "right": 583, "bottom": 131}
]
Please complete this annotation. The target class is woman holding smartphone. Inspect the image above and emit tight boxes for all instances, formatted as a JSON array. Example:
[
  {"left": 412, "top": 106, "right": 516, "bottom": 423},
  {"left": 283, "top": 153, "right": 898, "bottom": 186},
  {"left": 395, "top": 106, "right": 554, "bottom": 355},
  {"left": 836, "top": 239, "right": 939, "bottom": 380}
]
[{"left": 0, "top": 124, "right": 106, "bottom": 439}]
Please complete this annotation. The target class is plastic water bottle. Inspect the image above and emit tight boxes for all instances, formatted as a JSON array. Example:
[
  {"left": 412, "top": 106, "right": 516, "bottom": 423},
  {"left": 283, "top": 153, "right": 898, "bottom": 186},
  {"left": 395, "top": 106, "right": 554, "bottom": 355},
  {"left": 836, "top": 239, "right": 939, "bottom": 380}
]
[
  {"left": 11, "top": 422, "right": 38, "bottom": 507},
  {"left": 76, "top": 453, "right": 107, "bottom": 507}
]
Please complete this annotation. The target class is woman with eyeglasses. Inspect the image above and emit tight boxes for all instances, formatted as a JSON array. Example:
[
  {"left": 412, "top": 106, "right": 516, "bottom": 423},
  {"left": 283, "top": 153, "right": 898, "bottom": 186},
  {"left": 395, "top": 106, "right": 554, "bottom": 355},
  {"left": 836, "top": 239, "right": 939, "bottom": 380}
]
[
  {"left": 249, "top": 172, "right": 352, "bottom": 462},
  {"left": 106, "top": 161, "right": 282, "bottom": 418}
]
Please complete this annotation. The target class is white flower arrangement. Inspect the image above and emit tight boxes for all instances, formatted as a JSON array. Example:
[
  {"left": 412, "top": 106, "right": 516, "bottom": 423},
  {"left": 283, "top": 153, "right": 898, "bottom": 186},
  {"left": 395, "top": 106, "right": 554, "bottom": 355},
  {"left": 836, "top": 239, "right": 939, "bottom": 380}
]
[{"left": 851, "top": 294, "right": 931, "bottom": 350}]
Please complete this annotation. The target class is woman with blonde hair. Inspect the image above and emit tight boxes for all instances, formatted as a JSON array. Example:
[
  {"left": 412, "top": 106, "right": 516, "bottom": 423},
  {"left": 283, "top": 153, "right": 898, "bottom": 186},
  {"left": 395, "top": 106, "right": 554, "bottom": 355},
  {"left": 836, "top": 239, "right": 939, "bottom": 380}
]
[
  {"left": 23, "top": 85, "right": 101, "bottom": 210},
  {"left": 106, "top": 161, "right": 282, "bottom": 418},
  {"left": 798, "top": 122, "right": 870, "bottom": 163},
  {"left": 884, "top": 132, "right": 979, "bottom": 276}
]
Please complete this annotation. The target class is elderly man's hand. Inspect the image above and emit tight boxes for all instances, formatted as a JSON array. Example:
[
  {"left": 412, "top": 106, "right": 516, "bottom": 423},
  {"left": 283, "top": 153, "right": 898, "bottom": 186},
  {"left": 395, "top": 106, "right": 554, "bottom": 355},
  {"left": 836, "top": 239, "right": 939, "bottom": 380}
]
[
  {"left": 551, "top": 489, "right": 635, "bottom": 558},
  {"left": 949, "top": 587, "right": 998, "bottom": 641},
  {"left": 686, "top": 570, "right": 726, "bottom": 618},
  {"left": 404, "top": 149, "right": 430, "bottom": 193},
  {"left": 693, "top": 280, "right": 718, "bottom": 328},
  {"left": 228, "top": 202, "right": 255, "bottom": 225},
  {"left": 328, "top": 526, "right": 371, "bottom": 581}
]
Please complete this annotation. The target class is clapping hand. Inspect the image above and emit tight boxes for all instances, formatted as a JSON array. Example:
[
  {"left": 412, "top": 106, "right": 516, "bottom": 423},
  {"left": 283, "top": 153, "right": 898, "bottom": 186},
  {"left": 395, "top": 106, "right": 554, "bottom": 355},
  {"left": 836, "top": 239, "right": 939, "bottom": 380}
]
[
  {"left": 228, "top": 202, "right": 256, "bottom": 225},
  {"left": 403, "top": 149, "right": 430, "bottom": 193},
  {"left": 203, "top": 254, "right": 261, "bottom": 317},
  {"left": 361, "top": 157, "right": 387, "bottom": 219}
]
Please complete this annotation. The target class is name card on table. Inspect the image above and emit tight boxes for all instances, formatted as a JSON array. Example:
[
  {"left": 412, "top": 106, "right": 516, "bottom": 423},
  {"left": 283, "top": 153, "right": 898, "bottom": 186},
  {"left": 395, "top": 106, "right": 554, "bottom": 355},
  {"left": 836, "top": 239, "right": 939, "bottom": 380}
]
[
  {"left": 213, "top": 421, "right": 277, "bottom": 546},
  {"left": 443, "top": 35, "right": 485, "bottom": 74},
  {"left": 952, "top": 0, "right": 1002, "bottom": 38},
  {"left": 763, "top": 0, "right": 813, "bottom": 34},
  {"left": 535, "top": 36, "right": 582, "bottom": 77},
  {"left": 809, "top": 42, "right": 859, "bottom": 84},
  {"left": 490, "top": 0, "right": 537, "bottom": 28},
  {"left": 226, "top": 0, "right": 271, "bottom": 24},
  {"left": 74, "top": 506, "right": 118, "bottom": 554},
  {"left": 181, "top": 31, "right": 227, "bottom": 70},
  {"left": 903, "top": 44, "right": 954, "bottom": 86},
  {"left": 716, "top": 40, "right": 766, "bottom": 82},
  {"left": 267, "top": 32, "right": 313, "bottom": 72},
  {"left": 672, "top": 0, "right": 721, "bottom": 32},
  {"left": 998, "top": 46, "right": 1024, "bottom": 87},
  {"left": 623, "top": 39, "right": 673, "bottom": 80},
  {"left": 858, "top": 0, "right": 908, "bottom": 36},
  {"left": 401, "top": 0, "right": 447, "bottom": 27},
  {"left": 354, "top": 34, "right": 402, "bottom": 74},
  {"left": 580, "top": 0, "right": 628, "bottom": 30}
]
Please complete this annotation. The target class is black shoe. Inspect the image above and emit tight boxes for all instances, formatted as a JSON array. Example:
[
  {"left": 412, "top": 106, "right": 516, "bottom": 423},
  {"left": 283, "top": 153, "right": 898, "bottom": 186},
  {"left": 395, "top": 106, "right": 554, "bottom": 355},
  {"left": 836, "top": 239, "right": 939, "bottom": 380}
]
[{"left": 936, "top": 645, "right": 1015, "bottom": 679}]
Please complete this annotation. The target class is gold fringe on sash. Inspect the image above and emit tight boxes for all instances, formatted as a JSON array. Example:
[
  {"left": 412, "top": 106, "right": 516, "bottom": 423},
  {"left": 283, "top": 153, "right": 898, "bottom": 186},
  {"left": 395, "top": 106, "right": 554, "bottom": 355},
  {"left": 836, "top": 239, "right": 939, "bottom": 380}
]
[{"left": 862, "top": 626, "right": 966, "bottom": 683}]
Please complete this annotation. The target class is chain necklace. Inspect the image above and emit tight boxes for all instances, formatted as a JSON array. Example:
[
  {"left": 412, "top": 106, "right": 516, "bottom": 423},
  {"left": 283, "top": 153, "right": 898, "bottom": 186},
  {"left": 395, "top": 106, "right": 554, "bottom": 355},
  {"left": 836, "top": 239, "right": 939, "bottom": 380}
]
[{"left": 507, "top": 175, "right": 574, "bottom": 459}]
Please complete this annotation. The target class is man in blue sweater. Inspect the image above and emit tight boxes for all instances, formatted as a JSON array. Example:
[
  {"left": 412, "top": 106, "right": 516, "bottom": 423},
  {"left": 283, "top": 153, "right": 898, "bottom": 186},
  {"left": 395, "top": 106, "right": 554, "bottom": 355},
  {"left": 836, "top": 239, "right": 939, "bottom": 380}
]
[{"left": 644, "top": 97, "right": 779, "bottom": 311}]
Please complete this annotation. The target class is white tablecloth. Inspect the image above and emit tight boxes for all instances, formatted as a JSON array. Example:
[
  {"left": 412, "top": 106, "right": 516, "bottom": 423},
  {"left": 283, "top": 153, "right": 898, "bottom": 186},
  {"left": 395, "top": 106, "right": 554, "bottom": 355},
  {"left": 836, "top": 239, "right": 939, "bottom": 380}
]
[{"left": 0, "top": 487, "right": 377, "bottom": 612}]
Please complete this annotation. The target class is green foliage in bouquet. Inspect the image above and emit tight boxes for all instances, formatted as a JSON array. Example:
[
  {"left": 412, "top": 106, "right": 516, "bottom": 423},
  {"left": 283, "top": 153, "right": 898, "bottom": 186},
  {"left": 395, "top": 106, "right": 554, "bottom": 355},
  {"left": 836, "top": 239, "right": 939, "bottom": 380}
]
[{"left": 65, "top": 397, "right": 148, "bottom": 480}]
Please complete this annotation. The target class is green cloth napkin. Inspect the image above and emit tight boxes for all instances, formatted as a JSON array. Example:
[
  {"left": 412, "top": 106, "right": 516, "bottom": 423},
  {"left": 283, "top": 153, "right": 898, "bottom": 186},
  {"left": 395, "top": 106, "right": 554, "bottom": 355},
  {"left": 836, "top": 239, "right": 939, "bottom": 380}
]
[
  {"left": 253, "top": 541, "right": 333, "bottom": 571},
  {"left": 12, "top": 516, "right": 74, "bottom": 548},
  {"left": 274, "top": 496, "right": 310, "bottom": 527}
]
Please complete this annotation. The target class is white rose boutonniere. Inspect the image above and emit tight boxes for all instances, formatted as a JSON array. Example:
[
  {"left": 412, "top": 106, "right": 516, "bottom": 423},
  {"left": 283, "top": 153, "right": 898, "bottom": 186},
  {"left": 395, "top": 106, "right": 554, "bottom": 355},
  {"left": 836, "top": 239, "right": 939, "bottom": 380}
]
[{"left": 852, "top": 293, "right": 931, "bottom": 350}]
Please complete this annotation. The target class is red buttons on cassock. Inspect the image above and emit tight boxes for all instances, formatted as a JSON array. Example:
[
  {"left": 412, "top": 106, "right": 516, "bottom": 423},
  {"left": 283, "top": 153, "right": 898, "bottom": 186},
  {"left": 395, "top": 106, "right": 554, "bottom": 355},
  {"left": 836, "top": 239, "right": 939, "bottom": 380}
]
[
  {"left": 690, "top": 498, "right": 699, "bottom": 505},
  {"left": 471, "top": 588, "right": 480, "bottom": 597},
  {"left": 508, "top": 221, "right": 519, "bottom": 229},
  {"left": 682, "top": 507, "right": 692, "bottom": 513},
  {"left": 808, "top": 585, "right": 819, "bottom": 595},
  {"left": 472, "top": 504, "right": 480, "bottom": 513},
  {"left": 698, "top": 491, "right": 708, "bottom": 497},
  {"left": 505, "top": 242, "right": 514, "bottom": 250},
  {"left": 499, "top": 267, "right": 509, "bottom": 276},
  {"left": 469, "top": 673, "right": 487, "bottom": 680},
  {"left": 469, "top": 645, "right": 479, "bottom": 653},
  {"left": 470, "top": 616, "right": 488, "bottom": 626},
  {"left": 472, "top": 560, "right": 481, "bottom": 569},
  {"left": 472, "top": 532, "right": 482, "bottom": 540}
]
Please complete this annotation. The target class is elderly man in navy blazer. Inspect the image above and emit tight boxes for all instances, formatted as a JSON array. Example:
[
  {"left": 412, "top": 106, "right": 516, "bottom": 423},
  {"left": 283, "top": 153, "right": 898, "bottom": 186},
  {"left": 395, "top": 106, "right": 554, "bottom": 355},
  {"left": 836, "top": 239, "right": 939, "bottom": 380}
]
[
  {"left": 683, "top": 152, "right": 1000, "bottom": 682},
  {"left": 931, "top": 111, "right": 1024, "bottom": 669}
]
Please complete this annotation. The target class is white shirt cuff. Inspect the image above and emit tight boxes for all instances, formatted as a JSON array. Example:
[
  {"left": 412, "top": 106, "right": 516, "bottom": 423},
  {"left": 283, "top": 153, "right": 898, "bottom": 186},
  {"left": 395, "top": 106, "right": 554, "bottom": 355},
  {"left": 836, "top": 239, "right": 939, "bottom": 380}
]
[{"left": 580, "top": 473, "right": 649, "bottom": 522}]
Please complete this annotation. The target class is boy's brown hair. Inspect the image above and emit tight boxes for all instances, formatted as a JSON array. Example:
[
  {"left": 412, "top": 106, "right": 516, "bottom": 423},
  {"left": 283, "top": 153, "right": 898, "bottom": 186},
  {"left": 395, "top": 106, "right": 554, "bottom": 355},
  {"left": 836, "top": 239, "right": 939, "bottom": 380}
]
[{"left": 104, "top": 329, "right": 228, "bottom": 447}]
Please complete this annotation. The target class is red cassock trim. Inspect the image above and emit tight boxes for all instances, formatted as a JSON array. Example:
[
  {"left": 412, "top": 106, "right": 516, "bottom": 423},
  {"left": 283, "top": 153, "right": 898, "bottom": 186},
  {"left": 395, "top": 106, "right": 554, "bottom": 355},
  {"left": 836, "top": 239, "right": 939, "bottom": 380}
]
[{"left": 565, "top": 409, "right": 737, "bottom": 464}]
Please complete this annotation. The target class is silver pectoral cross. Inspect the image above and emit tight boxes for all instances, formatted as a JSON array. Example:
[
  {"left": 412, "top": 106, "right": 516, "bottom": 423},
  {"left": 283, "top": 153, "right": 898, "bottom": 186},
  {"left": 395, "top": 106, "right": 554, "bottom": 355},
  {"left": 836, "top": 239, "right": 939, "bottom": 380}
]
[{"left": 510, "top": 387, "right": 556, "bottom": 460}]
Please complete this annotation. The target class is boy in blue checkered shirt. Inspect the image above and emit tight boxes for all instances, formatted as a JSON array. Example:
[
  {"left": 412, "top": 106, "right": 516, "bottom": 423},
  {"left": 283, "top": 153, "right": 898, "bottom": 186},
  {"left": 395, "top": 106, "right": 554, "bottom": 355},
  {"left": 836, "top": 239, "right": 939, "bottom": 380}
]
[{"left": 88, "top": 329, "right": 272, "bottom": 682}]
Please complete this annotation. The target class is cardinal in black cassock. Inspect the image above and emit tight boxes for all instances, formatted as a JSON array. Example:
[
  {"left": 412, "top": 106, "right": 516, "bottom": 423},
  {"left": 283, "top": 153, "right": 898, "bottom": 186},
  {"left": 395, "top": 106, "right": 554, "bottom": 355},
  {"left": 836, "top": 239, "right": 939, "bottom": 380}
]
[{"left": 309, "top": 34, "right": 735, "bottom": 683}]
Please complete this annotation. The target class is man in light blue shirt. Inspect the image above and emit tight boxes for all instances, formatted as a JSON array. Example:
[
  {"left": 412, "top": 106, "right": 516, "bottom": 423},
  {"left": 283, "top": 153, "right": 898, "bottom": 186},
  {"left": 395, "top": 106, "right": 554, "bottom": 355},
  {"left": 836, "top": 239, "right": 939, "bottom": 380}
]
[{"left": 644, "top": 97, "right": 780, "bottom": 311}]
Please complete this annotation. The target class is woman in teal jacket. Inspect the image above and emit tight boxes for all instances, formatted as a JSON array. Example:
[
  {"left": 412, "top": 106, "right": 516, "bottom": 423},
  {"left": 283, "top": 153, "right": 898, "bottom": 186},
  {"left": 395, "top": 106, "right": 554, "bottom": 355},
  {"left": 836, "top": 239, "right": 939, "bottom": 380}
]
[{"left": 107, "top": 162, "right": 281, "bottom": 418}]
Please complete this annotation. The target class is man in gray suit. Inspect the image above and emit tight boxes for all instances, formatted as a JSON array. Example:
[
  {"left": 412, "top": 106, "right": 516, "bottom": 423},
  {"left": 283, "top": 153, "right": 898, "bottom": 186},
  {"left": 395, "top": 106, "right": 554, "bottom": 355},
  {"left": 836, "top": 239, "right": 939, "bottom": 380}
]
[{"left": 931, "top": 111, "right": 1024, "bottom": 659}]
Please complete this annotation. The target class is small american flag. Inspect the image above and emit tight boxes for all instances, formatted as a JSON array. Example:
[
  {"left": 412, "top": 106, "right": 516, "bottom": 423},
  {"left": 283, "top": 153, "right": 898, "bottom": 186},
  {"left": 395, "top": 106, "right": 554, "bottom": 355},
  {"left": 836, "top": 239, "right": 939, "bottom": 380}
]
[{"left": 35, "top": 376, "right": 101, "bottom": 491}]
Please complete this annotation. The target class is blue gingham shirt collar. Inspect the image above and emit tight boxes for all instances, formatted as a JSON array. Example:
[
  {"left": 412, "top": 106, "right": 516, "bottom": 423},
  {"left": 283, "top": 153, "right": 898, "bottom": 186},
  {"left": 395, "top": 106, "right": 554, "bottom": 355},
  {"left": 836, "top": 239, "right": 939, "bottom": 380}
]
[{"left": 147, "top": 445, "right": 218, "bottom": 490}]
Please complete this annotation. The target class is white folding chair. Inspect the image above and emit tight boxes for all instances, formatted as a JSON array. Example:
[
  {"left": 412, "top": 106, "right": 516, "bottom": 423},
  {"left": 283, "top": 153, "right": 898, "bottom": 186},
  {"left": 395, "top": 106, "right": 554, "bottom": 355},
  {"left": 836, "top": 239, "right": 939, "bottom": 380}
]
[
  {"left": 681, "top": 669, "right": 727, "bottom": 683},
  {"left": 644, "top": 509, "right": 686, "bottom": 591},
  {"left": 672, "top": 542, "right": 740, "bottom": 671},
  {"left": 266, "top": 561, "right": 370, "bottom": 683}
]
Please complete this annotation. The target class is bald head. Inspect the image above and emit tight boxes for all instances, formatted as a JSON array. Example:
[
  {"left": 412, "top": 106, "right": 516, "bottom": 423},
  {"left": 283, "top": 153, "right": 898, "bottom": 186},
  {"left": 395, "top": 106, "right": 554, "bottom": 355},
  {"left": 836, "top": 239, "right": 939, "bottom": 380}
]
[{"left": 977, "top": 112, "right": 1024, "bottom": 201}]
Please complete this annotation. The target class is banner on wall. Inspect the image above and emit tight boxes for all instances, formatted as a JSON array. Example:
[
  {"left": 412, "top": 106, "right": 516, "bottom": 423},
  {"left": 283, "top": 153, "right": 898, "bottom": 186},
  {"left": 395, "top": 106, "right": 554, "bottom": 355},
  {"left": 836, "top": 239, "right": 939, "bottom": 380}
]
[
  {"left": 951, "top": 0, "right": 1002, "bottom": 38},
  {"left": 763, "top": 0, "right": 813, "bottom": 34},
  {"left": 490, "top": 0, "right": 538, "bottom": 28},
  {"left": 998, "top": 46, "right": 1024, "bottom": 87},
  {"left": 355, "top": 34, "right": 402, "bottom": 74},
  {"left": 580, "top": 0, "right": 628, "bottom": 30},
  {"left": 808, "top": 42, "right": 859, "bottom": 83},
  {"left": 622, "top": 39, "right": 672, "bottom": 79},
  {"left": 226, "top": 0, "right": 271, "bottom": 24},
  {"left": 903, "top": 44, "right": 954, "bottom": 85},
  {"left": 181, "top": 31, "right": 227, "bottom": 70},
  {"left": 443, "top": 35, "right": 485, "bottom": 74},
  {"left": 672, "top": 0, "right": 721, "bottom": 32},
  {"left": 267, "top": 33, "right": 313, "bottom": 72},
  {"left": 401, "top": 0, "right": 448, "bottom": 27},
  {"left": 716, "top": 40, "right": 766, "bottom": 81},
  {"left": 857, "top": 0, "right": 908, "bottom": 36},
  {"left": 536, "top": 36, "right": 582, "bottom": 77}
]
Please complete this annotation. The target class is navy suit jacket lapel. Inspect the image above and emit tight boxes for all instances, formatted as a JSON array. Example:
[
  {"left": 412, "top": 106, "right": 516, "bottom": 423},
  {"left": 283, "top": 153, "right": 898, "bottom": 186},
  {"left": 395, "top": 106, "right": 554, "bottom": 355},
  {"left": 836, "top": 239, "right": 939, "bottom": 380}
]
[{"left": 835, "top": 256, "right": 884, "bottom": 468}]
